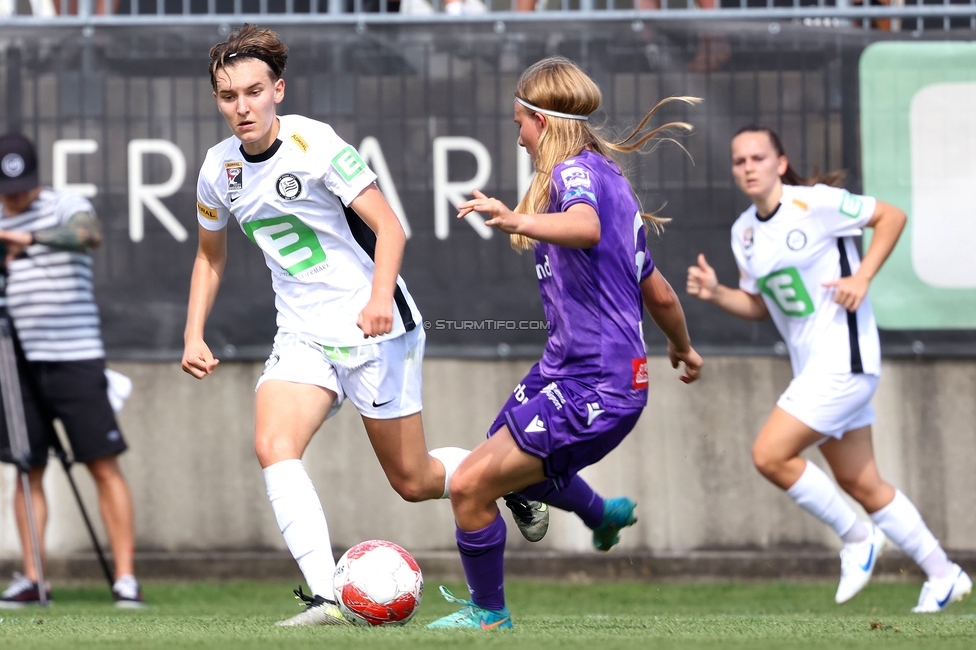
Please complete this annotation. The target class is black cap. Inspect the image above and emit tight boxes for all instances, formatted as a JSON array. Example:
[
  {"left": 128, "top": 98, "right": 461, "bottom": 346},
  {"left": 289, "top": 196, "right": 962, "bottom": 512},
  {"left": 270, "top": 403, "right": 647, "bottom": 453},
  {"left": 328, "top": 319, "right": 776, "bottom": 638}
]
[{"left": 0, "top": 133, "right": 40, "bottom": 196}]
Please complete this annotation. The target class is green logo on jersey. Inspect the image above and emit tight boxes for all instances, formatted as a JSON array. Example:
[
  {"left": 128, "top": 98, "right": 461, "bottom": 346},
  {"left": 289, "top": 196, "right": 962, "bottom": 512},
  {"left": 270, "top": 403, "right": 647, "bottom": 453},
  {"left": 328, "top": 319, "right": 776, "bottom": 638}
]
[
  {"left": 758, "top": 268, "right": 815, "bottom": 317},
  {"left": 839, "top": 191, "right": 863, "bottom": 219},
  {"left": 242, "top": 215, "right": 326, "bottom": 276},
  {"left": 331, "top": 146, "right": 366, "bottom": 182}
]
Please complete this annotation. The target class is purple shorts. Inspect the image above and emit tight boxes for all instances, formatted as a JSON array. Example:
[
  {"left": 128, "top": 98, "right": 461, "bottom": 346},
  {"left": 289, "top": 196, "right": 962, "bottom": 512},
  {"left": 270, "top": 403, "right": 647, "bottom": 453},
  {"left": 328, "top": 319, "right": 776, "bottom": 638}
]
[{"left": 488, "top": 363, "right": 643, "bottom": 489}]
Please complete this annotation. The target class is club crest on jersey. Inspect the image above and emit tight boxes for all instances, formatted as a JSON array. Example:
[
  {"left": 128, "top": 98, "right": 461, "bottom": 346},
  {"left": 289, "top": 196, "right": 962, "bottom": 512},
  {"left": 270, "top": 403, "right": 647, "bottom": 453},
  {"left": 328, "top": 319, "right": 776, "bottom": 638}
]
[
  {"left": 276, "top": 173, "right": 303, "bottom": 200},
  {"left": 225, "top": 162, "right": 243, "bottom": 193},
  {"left": 743, "top": 227, "right": 754, "bottom": 251},
  {"left": 787, "top": 229, "right": 807, "bottom": 251},
  {"left": 560, "top": 166, "right": 591, "bottom": 189}
]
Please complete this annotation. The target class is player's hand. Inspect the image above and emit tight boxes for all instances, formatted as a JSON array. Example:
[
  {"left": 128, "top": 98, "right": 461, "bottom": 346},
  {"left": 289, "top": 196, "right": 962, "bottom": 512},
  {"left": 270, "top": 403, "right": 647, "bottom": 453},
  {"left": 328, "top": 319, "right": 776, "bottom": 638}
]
[
  {"left": 823, "top": 274, "right": 869, "bottom": 312},
  {"left": 0, "top": 230, "right": 31, "bottom": 265},
  {"left": 687, "top": 253, "right": 719, "bottom": 302},
  {"left": 357, "top": 296, "right": 394, "bottom": 338},
  {"left": 458, "top": 190, "right": 523, "bottom": 234},
  {"left": 181, "top": 339, "right": 219, "bottom": 379},
  {"left": 669, "top": 341, "right": 703, "bottom": 384}
]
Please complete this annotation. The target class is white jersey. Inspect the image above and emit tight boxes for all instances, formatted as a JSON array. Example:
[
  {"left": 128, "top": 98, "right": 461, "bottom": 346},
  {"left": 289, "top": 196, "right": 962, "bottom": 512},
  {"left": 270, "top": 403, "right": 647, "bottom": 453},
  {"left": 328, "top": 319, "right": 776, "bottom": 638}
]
[
  {"left": 196, "top": 114, "right": 420, "bottom": 347},
  {"left": 731, "top": 184, "right": 880, "bottom": 377}
]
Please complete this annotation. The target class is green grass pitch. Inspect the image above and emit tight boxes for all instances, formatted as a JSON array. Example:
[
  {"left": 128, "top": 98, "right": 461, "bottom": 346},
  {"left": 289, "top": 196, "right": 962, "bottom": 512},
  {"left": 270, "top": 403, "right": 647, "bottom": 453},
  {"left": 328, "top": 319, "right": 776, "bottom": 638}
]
[{"left": 0, "top": 580, "right": 973, "bottom": 649}]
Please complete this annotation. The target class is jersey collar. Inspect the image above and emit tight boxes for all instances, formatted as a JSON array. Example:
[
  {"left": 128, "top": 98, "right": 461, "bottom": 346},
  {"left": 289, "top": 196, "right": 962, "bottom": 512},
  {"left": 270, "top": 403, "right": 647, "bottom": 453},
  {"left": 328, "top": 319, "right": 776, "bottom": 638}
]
[
  {"left": 756, "top": 202, "right": 782, "bottom": 222},
  {"left": 239, "top": 138, "right": 283, "bottom": 164}
]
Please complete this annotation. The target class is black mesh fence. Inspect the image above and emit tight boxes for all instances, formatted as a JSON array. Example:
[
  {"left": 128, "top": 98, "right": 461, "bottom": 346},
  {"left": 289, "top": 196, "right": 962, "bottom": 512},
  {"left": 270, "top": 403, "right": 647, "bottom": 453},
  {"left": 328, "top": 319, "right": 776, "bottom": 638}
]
[{"left": 1, "top": 21, "right": 972, "bottom": 359}]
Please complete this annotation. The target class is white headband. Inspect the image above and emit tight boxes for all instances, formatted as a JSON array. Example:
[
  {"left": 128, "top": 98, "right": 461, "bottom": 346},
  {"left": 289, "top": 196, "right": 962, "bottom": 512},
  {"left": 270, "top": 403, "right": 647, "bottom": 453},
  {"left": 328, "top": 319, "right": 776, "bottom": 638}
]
[{"left": 515, "top": 96, "right": 589, "bottom": 121}]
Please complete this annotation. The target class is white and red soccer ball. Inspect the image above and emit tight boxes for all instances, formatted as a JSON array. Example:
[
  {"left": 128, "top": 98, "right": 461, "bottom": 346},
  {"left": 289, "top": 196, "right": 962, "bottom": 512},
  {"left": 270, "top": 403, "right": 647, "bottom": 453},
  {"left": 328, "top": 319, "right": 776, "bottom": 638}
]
[{"left": 333, "top": 540, "right": 423, "bottom": 626}]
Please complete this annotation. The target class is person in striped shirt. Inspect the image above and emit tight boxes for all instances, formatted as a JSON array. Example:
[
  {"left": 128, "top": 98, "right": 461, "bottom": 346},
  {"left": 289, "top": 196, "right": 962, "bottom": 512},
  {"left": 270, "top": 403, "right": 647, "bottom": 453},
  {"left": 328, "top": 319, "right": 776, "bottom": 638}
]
[{"left": 0, "top": 132, "right": 143, "bottom": 609}]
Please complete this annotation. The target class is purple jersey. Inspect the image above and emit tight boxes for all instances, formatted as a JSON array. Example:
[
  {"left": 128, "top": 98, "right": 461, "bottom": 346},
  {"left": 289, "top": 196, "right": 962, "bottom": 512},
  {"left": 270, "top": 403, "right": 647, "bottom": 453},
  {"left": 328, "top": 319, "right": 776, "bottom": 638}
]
[{"left": 535, "top": 149, "right": 651, "bottom": 408}]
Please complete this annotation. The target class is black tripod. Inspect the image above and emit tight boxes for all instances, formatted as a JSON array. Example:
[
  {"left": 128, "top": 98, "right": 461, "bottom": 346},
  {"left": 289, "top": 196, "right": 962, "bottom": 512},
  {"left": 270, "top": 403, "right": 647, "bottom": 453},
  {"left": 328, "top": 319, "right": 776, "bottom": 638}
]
[{"left": 0, "top": 307, "right": 115, "bottom": 596}]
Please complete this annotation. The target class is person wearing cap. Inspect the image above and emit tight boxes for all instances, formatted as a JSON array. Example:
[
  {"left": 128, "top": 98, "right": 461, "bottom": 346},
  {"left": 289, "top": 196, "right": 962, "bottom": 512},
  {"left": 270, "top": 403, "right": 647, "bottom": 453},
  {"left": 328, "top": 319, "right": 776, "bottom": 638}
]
[{"left": 0, "top": 133, "right": 144, "bottom": 609}]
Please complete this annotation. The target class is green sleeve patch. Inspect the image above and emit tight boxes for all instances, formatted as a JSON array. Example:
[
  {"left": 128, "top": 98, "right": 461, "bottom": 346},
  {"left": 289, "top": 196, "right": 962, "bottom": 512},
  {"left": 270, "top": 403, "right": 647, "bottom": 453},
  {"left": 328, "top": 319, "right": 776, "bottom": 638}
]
[
  {"left": 839, "top": 191, "right": 863, "bottom": 219},
  {"left": 331, "top": 146, "right": 366, "bottom": 183}
]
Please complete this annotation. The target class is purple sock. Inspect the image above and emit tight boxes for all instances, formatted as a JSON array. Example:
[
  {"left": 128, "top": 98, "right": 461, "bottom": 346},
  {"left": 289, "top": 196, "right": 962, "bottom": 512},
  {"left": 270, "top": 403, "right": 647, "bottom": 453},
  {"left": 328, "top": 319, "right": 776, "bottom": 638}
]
[
  {"left": 456, "top": 511, "right": 507, "bottom": 611},
  {"left": 519, "top": 475, "right": 604, "bottom": 530}
]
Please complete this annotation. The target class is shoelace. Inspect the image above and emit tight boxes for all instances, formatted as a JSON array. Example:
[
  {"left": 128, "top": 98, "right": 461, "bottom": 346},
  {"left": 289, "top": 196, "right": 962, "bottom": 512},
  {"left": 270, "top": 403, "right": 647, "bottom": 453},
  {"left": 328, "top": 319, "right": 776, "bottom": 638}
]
[
  {"left": 293, "top": 585, "right": 317, "bottom": 608},
  {"left": 436, "top": 586, "right": 484, "bottom": 623},
  {"left": 292, "top": 585, "right": 340, "bottom": 611},
  {"left": 439, "top": 585, "right": 477, "bottom": 608}
]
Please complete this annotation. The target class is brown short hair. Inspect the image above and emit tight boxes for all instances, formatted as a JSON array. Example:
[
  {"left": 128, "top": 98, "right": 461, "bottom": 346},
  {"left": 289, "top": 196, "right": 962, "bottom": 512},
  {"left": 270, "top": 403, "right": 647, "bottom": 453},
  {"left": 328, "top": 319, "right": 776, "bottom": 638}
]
[{"left": 209, "top": 24, "right": 288, "bottom": 91}]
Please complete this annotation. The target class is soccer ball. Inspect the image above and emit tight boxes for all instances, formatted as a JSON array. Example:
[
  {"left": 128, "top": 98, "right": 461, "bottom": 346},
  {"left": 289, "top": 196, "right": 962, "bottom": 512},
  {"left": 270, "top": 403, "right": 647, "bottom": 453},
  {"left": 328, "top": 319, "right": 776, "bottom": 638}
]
[{"left": 333, "top": 540, "right": 424, "bottom": 626}]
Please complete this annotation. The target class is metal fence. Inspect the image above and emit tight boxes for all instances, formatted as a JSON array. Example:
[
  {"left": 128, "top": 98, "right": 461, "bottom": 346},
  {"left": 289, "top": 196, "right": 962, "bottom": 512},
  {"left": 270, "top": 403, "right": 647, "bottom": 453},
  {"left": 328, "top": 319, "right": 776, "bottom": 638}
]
[
  {"left": 1, "top": 13, "right": 975, "bottom": 359},
  {"left": 3, "top": 0, "right": 976, "bottom": 33}
]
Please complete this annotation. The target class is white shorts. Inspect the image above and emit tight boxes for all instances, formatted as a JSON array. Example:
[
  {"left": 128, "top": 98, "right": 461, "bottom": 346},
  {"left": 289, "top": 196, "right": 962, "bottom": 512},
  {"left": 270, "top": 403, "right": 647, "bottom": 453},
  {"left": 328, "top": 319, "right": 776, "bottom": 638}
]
[
  {"left": 256, "top": 327, "right": 425, "bottom": 420},
  {"left": 776, "top": 371, "right": 879, "bottom": 441}
]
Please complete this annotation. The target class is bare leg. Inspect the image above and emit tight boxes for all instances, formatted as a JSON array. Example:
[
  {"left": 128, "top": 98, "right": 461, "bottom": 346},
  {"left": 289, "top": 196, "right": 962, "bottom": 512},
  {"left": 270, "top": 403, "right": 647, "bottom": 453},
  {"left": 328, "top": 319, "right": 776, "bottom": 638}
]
[
  {"left": 254, "top": 380, "right": 339, "bottom": 605},
  {"left": 363, "top": 412, "right": 446, "bottom": 502},
  {"left": 85, "top": 456, "right": 136, "bottom": 580},
  {"left": 820, "top": 426, "right": 895, "bottom": 514},
  {"left": 751, "top": 406, "right": 826, "bottom": 489},
  {"left": 450, "top": 426, "right": 546, "bottom": 531},
  {"left": 254, "top": 380, "right": 334, "bottom": 468},
  {"left": 14, "top": 466, "right": 47, "bottom": 583}
]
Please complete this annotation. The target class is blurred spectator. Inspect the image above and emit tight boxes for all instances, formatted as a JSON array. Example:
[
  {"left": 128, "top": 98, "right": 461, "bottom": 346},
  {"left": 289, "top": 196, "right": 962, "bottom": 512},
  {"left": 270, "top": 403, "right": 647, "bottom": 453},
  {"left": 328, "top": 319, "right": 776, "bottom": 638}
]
[
  {"left": 0, "top": 0, "right": 56, "bottom": 17},
  {"left": 443, "top": 0, "right": 486, "bottom": 13}
]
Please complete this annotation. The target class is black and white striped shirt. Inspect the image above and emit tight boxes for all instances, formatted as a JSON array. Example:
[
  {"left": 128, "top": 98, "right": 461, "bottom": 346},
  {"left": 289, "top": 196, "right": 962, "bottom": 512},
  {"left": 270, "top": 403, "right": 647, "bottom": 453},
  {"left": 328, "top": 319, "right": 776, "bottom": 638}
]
[{"left": 1, "top": 189, "right": 104, "bottom": 361}]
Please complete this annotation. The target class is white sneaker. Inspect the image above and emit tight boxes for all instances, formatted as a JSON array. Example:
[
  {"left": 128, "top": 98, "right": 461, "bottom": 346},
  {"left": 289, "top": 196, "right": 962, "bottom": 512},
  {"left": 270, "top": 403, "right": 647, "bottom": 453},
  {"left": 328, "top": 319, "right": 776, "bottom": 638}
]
[
  {"left": 835, "top": 524, "right": 886, "bottom": 604},
  {"left": 112, "top": 574, "right": 145, "bottom": 609},
  {"left": 912, "top": 564, "right": 973, "bottom": 613},
  {"left": 0, "top": 572, "right": 51, "bottom": 608},
  {"left": 275, "top": 587, "right": 350, "bottom": 626}
]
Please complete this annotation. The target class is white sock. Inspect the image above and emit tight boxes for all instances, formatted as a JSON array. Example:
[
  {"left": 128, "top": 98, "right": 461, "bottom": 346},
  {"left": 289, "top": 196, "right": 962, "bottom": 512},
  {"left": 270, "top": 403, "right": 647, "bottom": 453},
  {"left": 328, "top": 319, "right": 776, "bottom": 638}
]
[
  {"left": 919, "top": 546, "right": 955, "bottom": 581},
  {"left": 870, "top": 489, "right": 947, "bottom": 578},
  {"left": 785, "top": 460, "right": 859, "bottom": 539},
  {"left": 839, "top": 519, "right": 870, "bottom": 545},
  {"left": 264, "top": 459, "right": 335, "bottom": 597},
  {"left": 428, "top": 447, "right": 470, "bottom": 499}
]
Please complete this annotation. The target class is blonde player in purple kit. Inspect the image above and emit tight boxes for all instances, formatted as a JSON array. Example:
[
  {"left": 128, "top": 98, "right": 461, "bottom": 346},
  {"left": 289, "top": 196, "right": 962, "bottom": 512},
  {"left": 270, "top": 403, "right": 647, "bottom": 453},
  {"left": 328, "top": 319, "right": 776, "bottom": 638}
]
[{"left": 427, "top": 57, "right": 703, "bottom": 630}]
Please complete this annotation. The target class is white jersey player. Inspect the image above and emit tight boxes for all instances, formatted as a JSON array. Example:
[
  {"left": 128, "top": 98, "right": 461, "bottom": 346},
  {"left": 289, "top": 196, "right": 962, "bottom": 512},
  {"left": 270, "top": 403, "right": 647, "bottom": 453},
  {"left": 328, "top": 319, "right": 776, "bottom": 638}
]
[
  {"left": 181, "top": 24, "right": 467, "bottom": 627},
  {"left": 687, "top": 126, "right": 970, "bottom": 612}
]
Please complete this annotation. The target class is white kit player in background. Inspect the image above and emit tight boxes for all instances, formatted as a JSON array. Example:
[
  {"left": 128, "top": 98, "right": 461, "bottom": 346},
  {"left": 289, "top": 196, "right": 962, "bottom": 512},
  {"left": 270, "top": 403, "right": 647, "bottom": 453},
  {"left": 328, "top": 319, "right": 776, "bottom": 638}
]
[
  {"left": 687, "top": 126, "right": 971, "bottom": 613},
  {"left": 181, "top": 24, "right": 467, "bottom": 627}
]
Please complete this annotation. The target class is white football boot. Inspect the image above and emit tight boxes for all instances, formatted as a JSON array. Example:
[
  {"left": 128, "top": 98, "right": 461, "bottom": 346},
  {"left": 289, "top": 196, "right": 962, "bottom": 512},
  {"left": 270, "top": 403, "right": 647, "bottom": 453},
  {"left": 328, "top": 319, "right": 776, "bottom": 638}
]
[
  {"left": 912, "top": 565, "right": 973, "bottom": 613},
  {"left": 836, "top": 524, "right": 886, "bottom": 604},
  {"left": 275, "top": 587, "right": 350, "bottom": 626}
]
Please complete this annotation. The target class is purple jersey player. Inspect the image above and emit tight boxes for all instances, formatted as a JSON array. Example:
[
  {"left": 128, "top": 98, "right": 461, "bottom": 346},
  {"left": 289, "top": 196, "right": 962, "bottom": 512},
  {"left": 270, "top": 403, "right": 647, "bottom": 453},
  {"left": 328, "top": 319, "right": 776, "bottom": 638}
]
[{"left": 427, "top": 56, "right": 704, "bottom": 630}]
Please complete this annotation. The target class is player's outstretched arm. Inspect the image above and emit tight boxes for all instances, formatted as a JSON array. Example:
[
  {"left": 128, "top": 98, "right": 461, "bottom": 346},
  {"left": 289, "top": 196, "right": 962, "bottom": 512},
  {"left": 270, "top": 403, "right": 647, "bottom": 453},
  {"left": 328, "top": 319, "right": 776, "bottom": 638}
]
[
  {"left": 641, "top": 268, "right": 702, "bottom": 384},
  {"left": 350, "top": 183, "right": 405, "bottom": 338},
  {"left": 687, "top": 253, "right": 768, "bottom": 321},
  {"left": 182, "top": 226, "right": 227, "bottom": 379},
  {"left": 459, "top": 190, "right": 601, "bottom": 249},
  {"left": 823, "top": 200, "right": 906, "bottom": 312}
]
